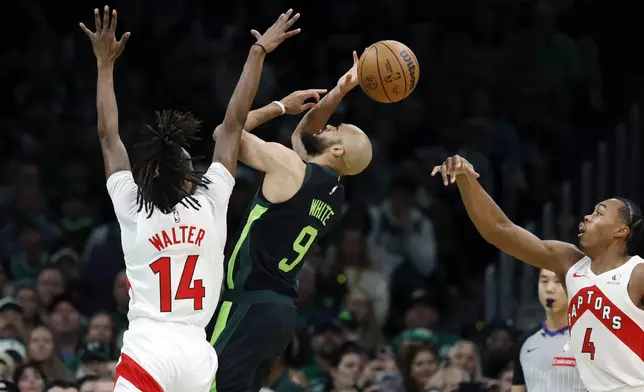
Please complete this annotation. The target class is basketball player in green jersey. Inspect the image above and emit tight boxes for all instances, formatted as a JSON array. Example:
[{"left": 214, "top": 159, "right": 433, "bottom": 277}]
[{"left": 208, "top": 51, "right": 372, "bottom": 392}]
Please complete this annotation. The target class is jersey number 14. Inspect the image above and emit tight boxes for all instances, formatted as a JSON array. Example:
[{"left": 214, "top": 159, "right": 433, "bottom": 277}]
[
  {"left": 279, "top": 225, "right": 319, "bottom": 273},
  {"left": 150, "top": 255, "right": 205, "bottom": 312}
]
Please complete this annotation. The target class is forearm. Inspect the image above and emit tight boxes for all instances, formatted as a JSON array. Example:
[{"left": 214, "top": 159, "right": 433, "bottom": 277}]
[
  {"left": 245, "top": 102, "right": 283, "bottom": 132},
  {"left": 96, "top": 63, "right": 119, "bottom": 141},
  {"left": 456, "top": 175, "right": 513, "bottom": 239},
  {"left": 218, "top": 45, "right": 266, "bottom": 135}
]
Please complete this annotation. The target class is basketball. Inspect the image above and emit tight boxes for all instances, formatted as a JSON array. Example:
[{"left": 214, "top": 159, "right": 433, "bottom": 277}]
[{"left": 357, "top": 40, "right": 420, "bottom": 103}]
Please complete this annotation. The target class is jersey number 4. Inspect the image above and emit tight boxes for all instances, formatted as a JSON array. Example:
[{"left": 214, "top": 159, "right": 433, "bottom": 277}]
[
  {"left": 581, "top": 327, "right": 596, "bottom": 360},
  {"left": 278, "top": 225, "right": 319, "bottom": 273},
  {"left": 150, "top": 255, "right": 205, "bottom": 312}
]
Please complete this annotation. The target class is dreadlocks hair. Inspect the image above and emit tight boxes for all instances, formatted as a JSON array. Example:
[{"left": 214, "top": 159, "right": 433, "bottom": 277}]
[
  {"left": 615, "top": 197, "right": 643, "bottom": 246},
  {"left": 134, "top": 110, "right": 211, "bottom": 218}
]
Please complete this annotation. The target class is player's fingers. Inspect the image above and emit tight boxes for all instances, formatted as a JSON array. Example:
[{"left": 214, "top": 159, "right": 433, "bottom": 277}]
[
  {"left": 473, "top": 171, "right": 480, "bottom": 178},
  {"left": 440, "top": 165, "right": 449, "bottom": 186},
  {"left": 445, "top": 156, "right": 454, "bottom": 173},
  {"left": 93, "top": 8, "right": 102, "bottom": 32},
  {"left": 79, "top": 23, "right": 93, "bottom": 38},
  {"left": 454, "top": 156, "right": 462, "bottom": 169},
  {"left": 250, "top": 29, "right": 261, "bottom": 40},
  {"left": 110, "top": 9, "right": 117, "bottom": 31},
  {"left": 117, "top": 32, "right": 131, "bottom": 47},
  {"left": 450, "top": 171, "right": 457, "bottom": 184},
  {"left": 283, "top": 28, "right": 301, "bottom": 39},
  {"left": 283, "top": 9, "right": 293, "bottom": 22},
  {"left": 353, "top": 50, "right": 359, "bottom": 64},
  {"left": 302, "top": 102, "right": 316, "bottom": 111},
  {"left": 284, "top": 12, "right": 300, "bottom": 29},
  {"left": 102, "top": 6, "right": 110, "bottom": 34},
  {"left": 430, "top": 166, "right": 441, "bottom": 176}
]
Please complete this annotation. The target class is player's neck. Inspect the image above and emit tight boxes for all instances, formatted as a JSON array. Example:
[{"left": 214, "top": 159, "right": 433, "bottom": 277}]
[
  {"left": 588, "top": 244, "right": 630, "bottom": 275},
  {"left": 308, "top": 155, "right": 337, "bottom": 172},
  {"left": 545, "top": 312, "right": 568, "bottom": 332}
]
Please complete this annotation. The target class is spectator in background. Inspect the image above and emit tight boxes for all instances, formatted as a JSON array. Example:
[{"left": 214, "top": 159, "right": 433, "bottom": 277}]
[
  {"left": 8, "top": 225, "right": 50, "bottom": 288},
  {"left": 14, "top": 287, "right": 42, "bottom": 334},
  {"left": 369, "top": 178, "right": 437, "bottom": 278},
  {"left": 301, "top": 318, "right": 346, "bottom": 392},
  {"left": 48, "top": 250, "right": 80, "bottom": 288},
  {"left": 449, "top": 341, "right": 483, "bottom": 380},
  {"left": 266, "top": 332, "right": 308, "bottom": 392},
  {"left": 74, "top": 342, "right": 110, "bottom": 379},
  {"left": 83, "top": 312, "right": 116, "bottom": 360},
  {"left": 82, "top": 376, "right": 112, "bottom": 392},
  {"left": 44, "top": 381, "right": 78, "bottom": 392},
  {"left": 324, "top": 343, "right": 364, "bottom": 392},
  {"left": 498, "top": 365, "right": 513, "bottom": 392},
  {"left": 26, "top": 325, "right": 73, "bottom": 382},
  {"left": 478, "top": 322, "right": 515, "bottom": 379},
  {"left": 47, "top": 296, "right": 82, "bottom": 371},
  {"left": 13, "top": 363, "right": 45, "bottom": 392},
  {"left": 334, "top": 227, "right": 390, "bottom": 326},
  {"left": 341, "top": 289, "right": 384, "bottom": 350},
  {"left": 401, "top": 343, "right": 440, "bottom": 392},
  {"left": 0, "top": 299, "right": 26, "bottom": 341},
  {"left": 0, "top": 352, "right": 16, "bottom": 381},
  {"left": 425, "top": 365, "right": 471, "bottom": 392},
  {"left": 0, "top": 266, "right": 12, "bottom": 298},
  {"left": 35, "top": 269, "right": 64, "bottom": 310},
  {"left": 57, "top": 195, "right": 92, "bottom": 255}
]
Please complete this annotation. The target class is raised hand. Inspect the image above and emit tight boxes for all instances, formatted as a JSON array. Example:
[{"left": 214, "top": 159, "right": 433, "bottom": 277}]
[
  {"left": 79, "top": 6, "right": 130, "bottom": 65},
  {"left": 280, "top": 89, "right": 328, "bottom": 114},
  {"left": 431, "top": 154, "right": 481, "bottom": 186},
  {"left": 337, "top": 50, "right": 360, "bottom": 94},
  {"left": 250, "top": 9, "right": 301, "bottom": 53}
]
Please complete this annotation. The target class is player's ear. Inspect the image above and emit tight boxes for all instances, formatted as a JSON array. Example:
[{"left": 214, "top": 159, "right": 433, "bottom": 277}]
[
  {"left": 330, "top": 144, "right": 345, "bottom": 157},
  {"left": 614, "top": 225, "right": 630, "bottom": 240}
]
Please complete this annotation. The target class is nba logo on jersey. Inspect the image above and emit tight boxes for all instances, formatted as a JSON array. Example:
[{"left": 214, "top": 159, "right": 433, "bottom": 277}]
[{"left": 173, "top": 210, "right": 180, "bottom": 223}]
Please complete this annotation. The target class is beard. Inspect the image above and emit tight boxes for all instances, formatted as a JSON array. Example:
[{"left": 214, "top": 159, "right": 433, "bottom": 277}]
[{"left": 300, "top": 132, "right": 327, "bottom": 157}]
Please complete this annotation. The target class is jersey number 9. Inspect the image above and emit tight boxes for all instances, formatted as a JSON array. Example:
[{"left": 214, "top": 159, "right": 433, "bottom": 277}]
[{"left": 278, "top": 225, "right": 319, "bottom": 273}]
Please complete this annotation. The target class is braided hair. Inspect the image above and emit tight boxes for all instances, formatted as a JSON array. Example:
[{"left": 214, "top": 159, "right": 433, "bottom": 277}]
[
  {"left": 615, "top": 197, "right": 643, "bottom": 251},
  {"left": 134, "top": 110, "right": 211, "bottom": 218}
]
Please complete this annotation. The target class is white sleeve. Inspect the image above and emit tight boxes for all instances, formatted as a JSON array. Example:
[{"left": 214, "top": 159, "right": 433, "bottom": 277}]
[
  {"left": 106, "top": 171, "right": 138, "bottom": 226},
  {"left": 198, "top": 162, "right": 236, "bottom": 206}
]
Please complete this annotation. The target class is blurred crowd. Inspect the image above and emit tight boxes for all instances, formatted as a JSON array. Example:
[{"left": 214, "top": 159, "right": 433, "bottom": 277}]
[{"left": 1, "top": 0, "right": 642, "bottom": 391}]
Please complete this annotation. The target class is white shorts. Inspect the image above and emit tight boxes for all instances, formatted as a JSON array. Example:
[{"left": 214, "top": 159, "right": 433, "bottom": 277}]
[{"left": 114, "top": 318, "right": 217, "bottom": 392}]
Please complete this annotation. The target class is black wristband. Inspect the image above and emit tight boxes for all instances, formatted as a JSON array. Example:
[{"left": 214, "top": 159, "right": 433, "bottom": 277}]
[{"left": 252, "top": 43, "right": 268, "bottom": 54}]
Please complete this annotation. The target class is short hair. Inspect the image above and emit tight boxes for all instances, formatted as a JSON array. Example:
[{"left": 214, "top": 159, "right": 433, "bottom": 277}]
[
  {"left": 615, "top": 197, "right": 643, "bottom": 243},
  {"left": 134, "top": 110, "right": 211, "bottom": 218}
]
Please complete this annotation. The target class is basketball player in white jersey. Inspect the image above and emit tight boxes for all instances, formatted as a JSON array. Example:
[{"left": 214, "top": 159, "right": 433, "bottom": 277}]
[
  {"left": 79, "top": 5, "right": 301, "bottom": 391},
  {"left": 432, "top": 155, "right": 644, "bottom": 392}
]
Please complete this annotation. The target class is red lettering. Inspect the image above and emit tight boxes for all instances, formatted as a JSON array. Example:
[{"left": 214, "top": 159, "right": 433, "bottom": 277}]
[
  {"left": 180, "top": 226, "right": 188, "bottom": 242},
  {"left": 187, "top": 226, "right": 196, "bottom": 244},
  {"left": 195, "top": 229, "right": 205, "bottom": 246},
  {"left": 149, "top": 255, "right": 205, "bottom": 312},
  {"left": 148, "top": 234, "right": 164, "bottom": 251},
  {"left": 171, "top": 227, "right": 180, "bottom": 244},
  {"left": 162, "top": 231, "right": 173, "bottom": 247}
]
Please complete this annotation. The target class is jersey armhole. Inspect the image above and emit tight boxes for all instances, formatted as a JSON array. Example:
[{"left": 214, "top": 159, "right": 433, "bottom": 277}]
[{"left": 257, "top": 163, "right": 312, "bottom": 206}]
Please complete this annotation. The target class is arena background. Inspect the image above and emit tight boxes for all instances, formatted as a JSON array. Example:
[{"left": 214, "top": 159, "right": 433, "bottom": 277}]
[{"left": 0, "top": 0, "right": 642, "bottom": 391}]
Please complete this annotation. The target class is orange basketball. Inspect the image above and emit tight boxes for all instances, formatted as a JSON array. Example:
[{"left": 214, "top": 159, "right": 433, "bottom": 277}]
[{"left": 357, "top": 40, "right": 420, "bottom": 103}]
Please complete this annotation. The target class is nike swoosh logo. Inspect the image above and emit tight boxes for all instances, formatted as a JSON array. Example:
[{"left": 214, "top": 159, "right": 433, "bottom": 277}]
[
  {"left": 573, "top": 273, "right": 586, "bottom": 278},
  {"left": 527, "top": 348, "right": 539, "bottom": 353}
]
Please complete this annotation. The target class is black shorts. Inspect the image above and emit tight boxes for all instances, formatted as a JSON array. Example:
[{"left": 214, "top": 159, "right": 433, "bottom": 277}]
[{"left": 207, "top": 290, "right": 297, "bottom": 392}]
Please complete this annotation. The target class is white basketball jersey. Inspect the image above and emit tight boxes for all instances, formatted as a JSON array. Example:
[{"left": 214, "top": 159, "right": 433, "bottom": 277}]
[
  {"left": 566, "top": 255, "right": 644, "bottom": 392},
  {"left": 106, "top": 162, "right": 234, "bottom": 328}
]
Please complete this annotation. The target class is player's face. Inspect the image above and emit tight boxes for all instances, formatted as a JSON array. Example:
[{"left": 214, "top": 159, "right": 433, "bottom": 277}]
[
  {"left": 579, "top": 199, "right": 629, "bottom": 250},
  {"left": 538, "top": 269, "right": 567, "bottom": 314}
]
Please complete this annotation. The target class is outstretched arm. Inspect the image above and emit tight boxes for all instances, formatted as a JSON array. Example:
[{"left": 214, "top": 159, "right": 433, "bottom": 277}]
[
  {"left": 292, "top": 51, "right": 360, "bottom": 160},
  {"left": 433, "top": 155, "right": 583, "bottom": 277},
  {"left": 80, "top": 6, "right": 131, "bottom": 178},
  {"left": 213, "top": 89, "right": 326, "bottom": 172},
  {"left": 213, "top": 9, "right": 301, "bottom": 177}
]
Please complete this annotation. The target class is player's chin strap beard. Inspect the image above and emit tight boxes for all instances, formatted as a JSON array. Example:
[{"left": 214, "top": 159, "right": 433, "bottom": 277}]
[{"left": 300, "top": 132, "right": 327, "bottom": 157}]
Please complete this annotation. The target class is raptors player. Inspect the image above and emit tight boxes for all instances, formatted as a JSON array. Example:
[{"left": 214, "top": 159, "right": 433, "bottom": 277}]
[
  {"left": 79, "top": 5, "right": 300, "bottom": 391},
  {"left": 432, "top": 155, "right": 644, "bottom": 392}
]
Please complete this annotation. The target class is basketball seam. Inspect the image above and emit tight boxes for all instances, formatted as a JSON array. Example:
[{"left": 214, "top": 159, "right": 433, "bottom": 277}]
[
  {"left": 380, "top": 41, "right": 408, "bottom": 99},
  {"left": 359, "top": 45, "right": 375, "bottom": 95},
  {"left": 374, "top": 45, "right": 393, "bottom": 103}
]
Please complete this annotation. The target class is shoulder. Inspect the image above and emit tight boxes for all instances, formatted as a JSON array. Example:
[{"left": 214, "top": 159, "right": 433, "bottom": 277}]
[
  {"left": 515, "top": 324, "right": 543, "bottom": 352},
  {"left": 543, "top": 240, "right": 585, "bottom": 276},
  {"left": 629, "top": 259, "right": 644, "bottom": 293}
]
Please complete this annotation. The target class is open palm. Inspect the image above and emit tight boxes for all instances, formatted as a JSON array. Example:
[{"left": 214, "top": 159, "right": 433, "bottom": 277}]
[{"left": 79, "top": 6, "right": 130, "bottom": 64}]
